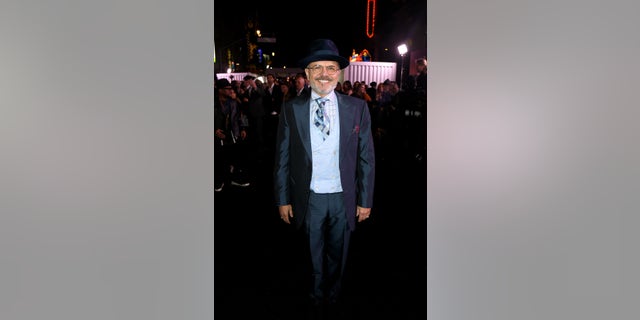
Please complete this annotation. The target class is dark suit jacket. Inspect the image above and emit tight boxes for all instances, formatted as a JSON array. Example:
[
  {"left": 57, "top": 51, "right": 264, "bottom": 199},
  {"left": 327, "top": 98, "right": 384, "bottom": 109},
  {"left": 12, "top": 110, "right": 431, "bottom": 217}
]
[
  {"left": 273, "top": 91, "right": 375, "bottom": 231},
  {"left": 264, "top": 83, "right": 283, "bottom": 115}
]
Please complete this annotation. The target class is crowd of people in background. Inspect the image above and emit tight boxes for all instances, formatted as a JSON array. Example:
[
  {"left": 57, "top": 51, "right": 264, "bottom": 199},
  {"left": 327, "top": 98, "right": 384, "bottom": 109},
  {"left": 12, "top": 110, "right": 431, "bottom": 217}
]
[{"left": 214, "top": 58, "right": 427, "bottom": 192}]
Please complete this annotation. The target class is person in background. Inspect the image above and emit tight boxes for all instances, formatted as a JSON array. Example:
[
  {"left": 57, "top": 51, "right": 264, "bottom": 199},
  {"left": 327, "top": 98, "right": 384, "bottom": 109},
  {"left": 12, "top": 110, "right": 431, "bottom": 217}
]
[
  {"left": 366, "top": 81, "right": 377, "bottom": 104},
  {"left": 293, "top": 72, "right": 310, "bottom": 97},
  {"left": 263, "top": 73, "right": 283, "bottom": 155},
  {"left": 241, "top": 74, "right": 267, "bottom": 159},
  {"left": 273, "top": 39, "right": 376, "bottom": 320},
  {"left": 351, "top": 82, "right": 372, "bottom": 104},
  {"left": 341, "top": 80, "right": 353, "bottom": 96},
  {"left": 264, "top": 73, "right": 283, "bottom": 116},
  {"left": 334, "top": 81, "right": 343, "bottom": 94},
  {"left": 215, "top": 78, "right": 249, "bottom": 190},
  {"left": 415, "top": 58, "right": 427, "bottom": 94},
  {"left": 280, "top": 82, "right": 293, "bottom": 105}
]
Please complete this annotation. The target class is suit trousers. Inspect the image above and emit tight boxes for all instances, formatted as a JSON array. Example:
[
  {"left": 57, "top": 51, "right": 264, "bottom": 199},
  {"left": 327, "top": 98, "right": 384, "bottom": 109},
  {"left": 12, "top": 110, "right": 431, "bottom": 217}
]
[{"left": 306, "top": 191, "right": 351, "bottom": 304}]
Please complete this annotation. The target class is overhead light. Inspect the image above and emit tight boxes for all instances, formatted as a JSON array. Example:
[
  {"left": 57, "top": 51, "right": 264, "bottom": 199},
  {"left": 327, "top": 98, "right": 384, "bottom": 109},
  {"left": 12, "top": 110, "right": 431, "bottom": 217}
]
[
  {"left": 397, "top": 44, "right": 408, "bottom": 89},
  {"left": 397, "top": 44, "right": 408, "bottom": 55}
]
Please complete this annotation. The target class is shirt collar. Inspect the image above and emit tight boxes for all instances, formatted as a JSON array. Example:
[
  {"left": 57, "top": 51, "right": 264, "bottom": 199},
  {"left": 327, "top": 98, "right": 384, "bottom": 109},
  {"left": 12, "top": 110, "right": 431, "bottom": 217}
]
[{"left": 311, "top": 91, "right": 337, "bottom": 105}]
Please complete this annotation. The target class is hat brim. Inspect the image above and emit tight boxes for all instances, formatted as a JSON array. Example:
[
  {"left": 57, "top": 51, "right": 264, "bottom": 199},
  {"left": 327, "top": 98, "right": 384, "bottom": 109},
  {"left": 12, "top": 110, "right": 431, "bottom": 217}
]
[{"left": 298, "top": 53, "right": 350, "bottom": 70}]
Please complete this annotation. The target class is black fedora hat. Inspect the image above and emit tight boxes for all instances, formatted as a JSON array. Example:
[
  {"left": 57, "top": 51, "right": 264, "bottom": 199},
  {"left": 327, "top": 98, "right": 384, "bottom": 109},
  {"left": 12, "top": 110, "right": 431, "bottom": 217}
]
[{"left": 298, "top": 39, "right": 350, "bottom": 70}]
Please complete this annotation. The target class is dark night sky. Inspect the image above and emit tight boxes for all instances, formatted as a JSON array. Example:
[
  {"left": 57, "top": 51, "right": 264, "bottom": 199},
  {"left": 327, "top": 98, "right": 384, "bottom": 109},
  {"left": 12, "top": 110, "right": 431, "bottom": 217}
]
[{"left": 214, "top": 0, "right": 413, "bottom": 68}]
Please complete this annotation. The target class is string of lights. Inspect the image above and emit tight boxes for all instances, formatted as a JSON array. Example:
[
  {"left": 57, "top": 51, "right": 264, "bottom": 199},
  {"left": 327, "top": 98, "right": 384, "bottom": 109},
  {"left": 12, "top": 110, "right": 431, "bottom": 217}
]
[{"left": 366, "top": 0, "right": 376, "bottom": 38}]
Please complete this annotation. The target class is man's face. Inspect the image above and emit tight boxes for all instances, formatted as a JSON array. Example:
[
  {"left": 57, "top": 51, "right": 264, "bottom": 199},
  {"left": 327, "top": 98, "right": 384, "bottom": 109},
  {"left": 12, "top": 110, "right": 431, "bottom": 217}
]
[
  {"left": 305, "top": 60, "right": 340, "bottom": 96},
  {"left": 266, "top": 75, "right": 275, "bottom": 84},
  {"left": 295, "top": 76, "right": 306, "bottom": 89}
]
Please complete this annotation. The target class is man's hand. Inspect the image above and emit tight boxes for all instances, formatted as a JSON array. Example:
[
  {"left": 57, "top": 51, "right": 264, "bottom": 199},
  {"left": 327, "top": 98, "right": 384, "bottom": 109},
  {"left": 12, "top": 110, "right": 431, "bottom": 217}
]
[
  {"left": 356, "top": 206, "right": 371, "bottom": 222},
  {"left": 278, "top": 205, "right": 293, "bottom": 224}
]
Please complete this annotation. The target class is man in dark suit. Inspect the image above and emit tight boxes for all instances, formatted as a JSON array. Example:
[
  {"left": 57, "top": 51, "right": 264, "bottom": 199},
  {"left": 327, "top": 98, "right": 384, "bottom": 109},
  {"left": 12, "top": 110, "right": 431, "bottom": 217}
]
[
  {"left": 263, "top": 73, "right": 283, "bottom": 159},
  {"left": 241, "top": 74, "right": 266, "bottom": 155},
  {"left": 273, "top": 39, "right": 376, "bottom": 318}
]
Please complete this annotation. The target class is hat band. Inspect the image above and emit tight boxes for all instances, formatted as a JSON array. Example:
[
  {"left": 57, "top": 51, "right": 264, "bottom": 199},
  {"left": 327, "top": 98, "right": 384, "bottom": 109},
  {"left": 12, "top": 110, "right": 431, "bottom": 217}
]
[{"left": 307, "top": 50, "right": 342, "bottom": 58}]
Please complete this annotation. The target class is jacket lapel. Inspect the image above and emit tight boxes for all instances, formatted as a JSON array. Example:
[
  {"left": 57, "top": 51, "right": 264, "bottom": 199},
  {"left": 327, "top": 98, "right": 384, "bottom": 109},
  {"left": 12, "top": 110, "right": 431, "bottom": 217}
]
[{"left": 337, "top": 94, "right": 354, "bottom": 163}]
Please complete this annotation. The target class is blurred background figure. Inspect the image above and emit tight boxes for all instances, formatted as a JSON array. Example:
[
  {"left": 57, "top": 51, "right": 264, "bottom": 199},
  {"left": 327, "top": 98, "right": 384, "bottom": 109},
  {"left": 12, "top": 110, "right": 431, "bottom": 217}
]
[{"left": 215, "top": 79, "right": 250, "bottom": 191}]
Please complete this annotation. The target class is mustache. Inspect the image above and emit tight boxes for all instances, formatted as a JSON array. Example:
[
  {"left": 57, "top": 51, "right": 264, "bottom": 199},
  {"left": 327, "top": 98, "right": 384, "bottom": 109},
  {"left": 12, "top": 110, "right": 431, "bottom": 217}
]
[{"left": 314, "top": 77, "right": 333, "bottom": 81}]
